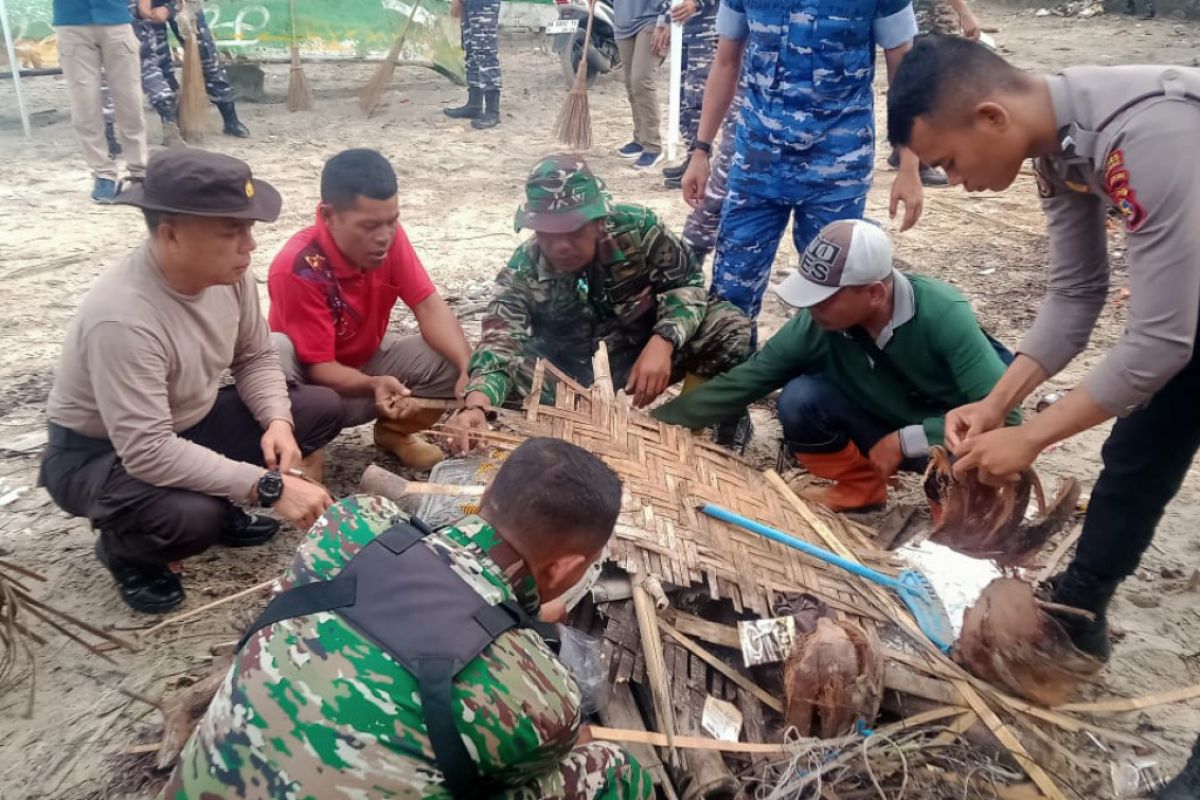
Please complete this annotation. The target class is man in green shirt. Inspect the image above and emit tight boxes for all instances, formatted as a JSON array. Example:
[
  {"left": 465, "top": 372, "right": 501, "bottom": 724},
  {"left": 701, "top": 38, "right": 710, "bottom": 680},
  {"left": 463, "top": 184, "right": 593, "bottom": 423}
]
[
  {"left": 654, "top": 219, "right": 1018, "bottom": 511},
  {"left": 449, "top": 154, "right": 751, "bottom": 453}
]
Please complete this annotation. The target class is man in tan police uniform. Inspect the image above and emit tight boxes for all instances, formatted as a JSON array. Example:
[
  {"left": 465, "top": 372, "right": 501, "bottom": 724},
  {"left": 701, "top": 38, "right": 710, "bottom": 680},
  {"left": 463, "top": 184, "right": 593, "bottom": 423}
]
[{"left": 886, "top": 35, "right": 1200, "bottom": 661}]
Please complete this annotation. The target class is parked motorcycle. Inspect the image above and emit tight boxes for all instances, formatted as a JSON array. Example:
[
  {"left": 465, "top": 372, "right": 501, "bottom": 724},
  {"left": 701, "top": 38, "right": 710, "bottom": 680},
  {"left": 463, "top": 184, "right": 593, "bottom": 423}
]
[{"left": 549, "top": 0, "right": 620, "bottom": 87}]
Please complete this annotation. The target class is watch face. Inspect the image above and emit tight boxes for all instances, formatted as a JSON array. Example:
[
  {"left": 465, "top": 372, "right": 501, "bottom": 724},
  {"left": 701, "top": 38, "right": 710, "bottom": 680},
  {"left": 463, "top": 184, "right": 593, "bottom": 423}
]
[{"left": 259, "top": 471, "right": 284, "bottom": 505}]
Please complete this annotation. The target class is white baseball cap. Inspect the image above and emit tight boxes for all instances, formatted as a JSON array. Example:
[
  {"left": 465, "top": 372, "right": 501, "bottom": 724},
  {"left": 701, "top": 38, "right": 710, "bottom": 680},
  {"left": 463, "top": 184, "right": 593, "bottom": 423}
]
[{"left": 774, "top": 220, "right": 894, "bottom": 308}]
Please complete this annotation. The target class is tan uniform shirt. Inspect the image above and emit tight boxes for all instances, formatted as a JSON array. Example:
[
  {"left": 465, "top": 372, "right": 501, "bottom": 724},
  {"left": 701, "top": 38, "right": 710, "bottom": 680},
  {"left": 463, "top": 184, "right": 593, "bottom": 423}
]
[
  {"left": 1023, "top": 65, "right": 1200, "bottom": 416},
  {"left": 46, "top": 242, "right": 292, "bottom": 501}
]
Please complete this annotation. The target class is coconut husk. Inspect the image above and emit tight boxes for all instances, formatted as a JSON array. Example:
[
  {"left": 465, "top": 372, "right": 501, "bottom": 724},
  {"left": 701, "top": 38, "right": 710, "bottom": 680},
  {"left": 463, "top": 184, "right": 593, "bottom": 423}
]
[
  {"left": 782, "top": 617, "right": 884, "bottom": 738},
  {"left": 955, "top": 577, "right": 1102, "bottom": 706},
  {"left": 924, "top": 447, "right": 1078, "bottom": 567}
]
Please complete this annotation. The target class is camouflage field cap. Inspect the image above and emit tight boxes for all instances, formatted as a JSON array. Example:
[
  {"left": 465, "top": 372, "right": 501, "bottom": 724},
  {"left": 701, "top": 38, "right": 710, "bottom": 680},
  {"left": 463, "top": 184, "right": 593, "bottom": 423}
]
[{"left": 514, "top": 154, "right": 613, "bottom": 233}]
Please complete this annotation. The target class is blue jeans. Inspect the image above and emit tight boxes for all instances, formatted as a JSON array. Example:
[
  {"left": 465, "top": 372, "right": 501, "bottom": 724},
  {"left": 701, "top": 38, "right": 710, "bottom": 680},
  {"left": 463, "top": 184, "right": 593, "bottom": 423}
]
[{"left": 776, "top": 374, "right": 926, "bottom": 472}]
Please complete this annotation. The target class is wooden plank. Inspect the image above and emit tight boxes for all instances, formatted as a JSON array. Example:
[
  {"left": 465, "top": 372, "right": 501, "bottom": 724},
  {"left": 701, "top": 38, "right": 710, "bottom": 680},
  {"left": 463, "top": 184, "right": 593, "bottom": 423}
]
[
  {"left": 657, "top": 618, "right": 783, "bottom": 714},
  {"left": 632, "top": 585, "right": 678, "bottom": 762},
  {"left": 598, "top": 682, "right": 670, "bottom": 789},
  {"left": 1057, "top": 682, "right": 1200, "bottom": 714},
  {"left": 660, "top": 609, "right": 740, "bottom": 650}
]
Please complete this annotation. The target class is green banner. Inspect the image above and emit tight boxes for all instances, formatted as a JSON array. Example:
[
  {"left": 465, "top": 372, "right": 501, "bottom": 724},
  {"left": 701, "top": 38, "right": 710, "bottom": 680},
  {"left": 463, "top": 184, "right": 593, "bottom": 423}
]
[{"left": 2, "top": 0, "right": 550, "bottom": 71}]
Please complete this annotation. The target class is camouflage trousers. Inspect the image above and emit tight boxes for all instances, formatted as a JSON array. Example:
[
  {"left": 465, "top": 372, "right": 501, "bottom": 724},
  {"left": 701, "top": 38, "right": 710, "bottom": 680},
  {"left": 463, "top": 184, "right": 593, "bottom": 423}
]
[
  {"left": 681, "top": 106, "right": 737, "bottom": 255},
  {"left": 677, "top": 17, "right": 716, "bottom": 146},
  {"left": 711, "top": 192, "right": 867, "bottom": 321},
  {"left": 914, "top": 0, "right": 960, "bottom": 34},
  {"left": 502, "top": 742, "right": 653, "bottom": 800},
  {"left": 508, "top": 300, "right": 751, "bottom": 404},
  {"left": 102, "top": 8, "right": 233, "bottom": 126},
  {"left": 461, "top": 0, "right": 502, "bottom": 91}
]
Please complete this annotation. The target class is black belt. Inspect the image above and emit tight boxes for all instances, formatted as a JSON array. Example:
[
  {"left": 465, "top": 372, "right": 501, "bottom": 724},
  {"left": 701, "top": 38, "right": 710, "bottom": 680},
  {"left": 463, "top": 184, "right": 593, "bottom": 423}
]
[{"left": 46, "top": 422, "right": 115, "bottom": 456}]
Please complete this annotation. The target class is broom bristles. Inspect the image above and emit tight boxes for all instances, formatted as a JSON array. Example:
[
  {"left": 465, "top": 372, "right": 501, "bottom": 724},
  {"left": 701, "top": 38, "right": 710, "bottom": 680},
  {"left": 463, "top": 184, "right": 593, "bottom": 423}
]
[
  {"left": 287, "top": 48, "right": 313, "bottom": 112},
  {"left": 553, "top": 0, "right": 596, "bottom": 150},
  {"left": 179, "top": 32, "right": 208, "bottom": 142},
  {"left": 553, "top": 91, "right": 591, "bottom": 151},
  {"left": 359, "top": 55, "right": 398, "bottom": 115}
]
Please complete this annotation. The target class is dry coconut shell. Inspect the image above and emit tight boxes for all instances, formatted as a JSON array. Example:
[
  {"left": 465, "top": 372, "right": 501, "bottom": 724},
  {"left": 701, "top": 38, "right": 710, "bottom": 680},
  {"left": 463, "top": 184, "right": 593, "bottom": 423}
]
[
  {"left": 955, "top": 577, "right": 1102, "bottom": 706},
  {"left": 925, "top": 447, "right": 1078, "bottom": 567},
  {"left": 783, "top": 617, "right": 884, "bottom": 739}
]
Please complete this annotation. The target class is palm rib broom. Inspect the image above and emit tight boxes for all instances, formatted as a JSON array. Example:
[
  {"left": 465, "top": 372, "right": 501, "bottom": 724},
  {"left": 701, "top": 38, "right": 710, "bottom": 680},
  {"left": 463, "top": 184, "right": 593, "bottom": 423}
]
[
  {"left": 287, "top": 0, "right": 312, "bottom": 112},
  {"left": 178, "top": 4, "right": 209, "bottom": 142},
  {"left": 552, "top": 0, "right": 597, "bottom": 150},
  {"left": 360, "top": 0, "right": 425, "bottom": 116}
]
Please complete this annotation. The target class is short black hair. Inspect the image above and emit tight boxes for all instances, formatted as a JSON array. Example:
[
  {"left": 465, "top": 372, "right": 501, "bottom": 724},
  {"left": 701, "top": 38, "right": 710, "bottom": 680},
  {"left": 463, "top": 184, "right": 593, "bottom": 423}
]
[
  {"left": 482, "top": 438, "right": 623, "bottom": 554},
  {"left": 887, "top": 34, "right": 1031, "bottom": 147},
  {"left": 320, "top": 148, "right": 397, "bottom": 211},
  {"left": 143, "top": 209, "right": 181, "bottom": 232}
]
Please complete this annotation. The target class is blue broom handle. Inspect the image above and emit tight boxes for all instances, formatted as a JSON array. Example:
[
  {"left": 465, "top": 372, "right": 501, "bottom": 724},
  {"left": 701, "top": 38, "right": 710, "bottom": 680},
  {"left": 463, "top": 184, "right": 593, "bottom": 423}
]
[{"left": 699, "top": 503, "right": 901, "bottom": 591}]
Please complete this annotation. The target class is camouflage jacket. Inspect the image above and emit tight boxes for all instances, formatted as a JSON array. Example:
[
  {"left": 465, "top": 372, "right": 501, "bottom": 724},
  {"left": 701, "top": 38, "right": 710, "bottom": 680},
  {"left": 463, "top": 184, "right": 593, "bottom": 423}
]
[
  {"left": 464, "top": 205, "right": 707, "bottom": 407},
  {"left": 162, "top": 495, "right": 651, "bottom": 800}
]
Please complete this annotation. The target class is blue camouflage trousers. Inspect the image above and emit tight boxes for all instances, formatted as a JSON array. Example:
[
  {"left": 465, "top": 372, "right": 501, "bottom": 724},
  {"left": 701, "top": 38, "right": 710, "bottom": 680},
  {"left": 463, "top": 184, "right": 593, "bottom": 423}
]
[
  {"left": 711, "top": 191, "right": 867, "bottom": 321},
  {"left": 678, "top": 9, "right": 716, "bottom": 146},
  {"left": 682, "top": 106, "right": 737, "bottom": 254},
  {"left": 461, "top": 0, "right": 502, "bottom": 91},
  {"left": 103, "top": 6, "right": 233, "bottom": 126}
]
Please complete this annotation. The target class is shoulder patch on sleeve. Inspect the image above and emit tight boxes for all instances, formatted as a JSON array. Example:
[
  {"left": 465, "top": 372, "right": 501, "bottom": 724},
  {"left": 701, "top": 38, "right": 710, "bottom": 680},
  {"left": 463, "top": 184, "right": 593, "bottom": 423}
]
[{"left": 1102, "top": 149, "right": 1147, "bottom": 232}]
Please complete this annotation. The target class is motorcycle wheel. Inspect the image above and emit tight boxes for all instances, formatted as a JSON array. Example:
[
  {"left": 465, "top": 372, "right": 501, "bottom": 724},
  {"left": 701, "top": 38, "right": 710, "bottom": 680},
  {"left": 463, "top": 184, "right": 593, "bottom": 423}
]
[{"left": 559, "top": 29, "right": 600, "bottom": 88}]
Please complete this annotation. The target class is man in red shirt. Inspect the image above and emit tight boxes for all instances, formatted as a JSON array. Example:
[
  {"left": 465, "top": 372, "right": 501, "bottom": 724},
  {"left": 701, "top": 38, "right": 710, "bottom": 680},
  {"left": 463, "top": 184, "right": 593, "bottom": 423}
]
[{"left": 269, "top": 149, "right": 472, "bottom": 470}]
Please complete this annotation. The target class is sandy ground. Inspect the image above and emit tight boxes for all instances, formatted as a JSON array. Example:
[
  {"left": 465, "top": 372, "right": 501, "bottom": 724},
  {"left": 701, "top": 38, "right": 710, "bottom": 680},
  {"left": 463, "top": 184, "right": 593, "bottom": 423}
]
[{"left": 1, "top": 7, "right": 1199, "bottom": 798}]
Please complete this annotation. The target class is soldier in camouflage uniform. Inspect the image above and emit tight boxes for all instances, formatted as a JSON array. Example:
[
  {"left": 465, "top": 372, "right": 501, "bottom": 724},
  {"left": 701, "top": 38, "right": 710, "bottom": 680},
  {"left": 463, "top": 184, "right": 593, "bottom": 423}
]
[
  {"left": 662, "top": 0, "right": 719, "bottom": 188},
  {"left": 448, "top": 155, "right": 750, "bottom": 449},
  {"left": 680, "top": 0, "right": 925, "bottom": 328},
  {"left": 102, "top": 0, "right": 249, "bottom": 147},
  {"left": 162, "top": 438, "right": 654, "bottom": 799},
  {"left": 444, "top": 0, "right": 503, "bottom": 129}
]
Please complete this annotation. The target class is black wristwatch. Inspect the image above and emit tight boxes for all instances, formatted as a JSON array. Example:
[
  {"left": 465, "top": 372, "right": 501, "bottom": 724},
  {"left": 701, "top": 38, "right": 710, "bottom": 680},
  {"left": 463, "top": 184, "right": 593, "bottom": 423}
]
[
  {"left": 691, "top": 139, "right": 713, "bottom": 155},
  {"left": 257, "top": 470, "right": 284, "bottom": 508}
]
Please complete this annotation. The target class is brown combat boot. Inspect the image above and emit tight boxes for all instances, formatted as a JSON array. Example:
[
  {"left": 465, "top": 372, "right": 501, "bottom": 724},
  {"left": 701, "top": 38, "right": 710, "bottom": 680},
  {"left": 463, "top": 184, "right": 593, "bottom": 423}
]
[
  {"left": 374, "top": 408, "right": 445, "bottom": 471},
  {"left": 794, "top": 442, "right": 887, "bottom": 512}
]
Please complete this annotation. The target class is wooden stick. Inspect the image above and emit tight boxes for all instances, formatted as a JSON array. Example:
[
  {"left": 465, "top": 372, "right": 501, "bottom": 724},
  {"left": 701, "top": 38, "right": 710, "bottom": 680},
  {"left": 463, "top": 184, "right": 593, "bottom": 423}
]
[
  {"left": 657, "top": 617, "right": 783, "bottom": 714},
  {"left": 588, "top": 725, "right": 801, "bottom": 755},
  {"left": 13, "top": 588, "right": 139, "bottom": 652},
  {"left": 0, "top": 559, "right": 47, "bottom": 582},
  {"left": 660, "top": 609, "right": 740, "bottom": 649},
  {"left": 139, "top": 578, "right": 275, "bottom": 639},
  {"left": 928, "top": 711, "right": 977, "bottom": 748},
  {"left": 632, "top": 584, "right": 678, "bottom": 764},
  {"left": 1057, "top": 682, "right": 1200, "bottom": 714}
]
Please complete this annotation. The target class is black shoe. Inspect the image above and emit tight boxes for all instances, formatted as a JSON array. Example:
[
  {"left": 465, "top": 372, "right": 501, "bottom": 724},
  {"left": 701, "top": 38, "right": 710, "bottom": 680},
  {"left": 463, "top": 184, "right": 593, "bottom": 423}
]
[
  {"left": 94, "top": 538, "right": 185, "bottom": 614},
  {"left": 919, "top": 163, "right": 949, "bottom": 187},
  {"left": 445, "top": 87, "right": 484, "bottom": 119},
  {"left": 664, "top": 174, "right": 682, "bottom": 189},
  {"left": 216, "top": 101, "right": 251, "bottom": 138},
  {"left": 712, "top": 411, "right": 753, "bottom": 454},
  {"left": 221, "top": 508, "right": 281, "bottom": 547},
  {"left": 662, "top": 154, "right": 691, "bottom": 180},
  {"left": 471, "top": 90, "right": 500, "bottom": 129},
  {"left": 1158, "top": 735, "right": 1200, "bottom": 799},
  {"left": 1040, "top": 565, "right": 1119, "bottom": 661}
]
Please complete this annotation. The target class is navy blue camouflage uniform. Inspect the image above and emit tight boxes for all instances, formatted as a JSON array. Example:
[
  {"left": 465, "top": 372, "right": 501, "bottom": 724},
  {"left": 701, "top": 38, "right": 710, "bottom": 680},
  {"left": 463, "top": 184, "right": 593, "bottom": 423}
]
[
  {"left": 461, "top": 0, "right": 502, "bottom": 91},
  {"left": 678, "top": 0, "right": 718, "bottom": 147},
  {"left": 709, "top": 0, "right": 917, "bottom": 321},
  {"left": 102, "top": 0, "right": 235, "bottom": 127}
]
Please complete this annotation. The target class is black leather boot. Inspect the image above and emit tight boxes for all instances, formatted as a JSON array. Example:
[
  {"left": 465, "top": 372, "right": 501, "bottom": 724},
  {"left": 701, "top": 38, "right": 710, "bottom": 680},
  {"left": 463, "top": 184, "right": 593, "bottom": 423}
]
[
  {"left": 1040, "top": 564, "right": 1120, "bottom": 661},
  {"left": 444, "top": 87, "right": 483, "bottom": 119},
  {"left": 94, "top": 538, "right": 184, "bottom": 614},
  {"left": 472, "top": 90, "right": 500, "bottom": 129},
  {"left": 1158, "top": 735, "right": 1200, "bottom": 799},
  {"left": 217, "top": 101, "right": 251, "bottom": 137},
  {"left": 220, "top": 507, "right": 281, "bottom": 547}
]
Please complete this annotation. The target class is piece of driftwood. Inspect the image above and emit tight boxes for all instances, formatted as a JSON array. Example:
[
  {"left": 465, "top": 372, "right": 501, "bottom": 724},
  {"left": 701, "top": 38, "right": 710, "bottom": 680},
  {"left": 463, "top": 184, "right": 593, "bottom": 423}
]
[{"left": 633, "top": 584, "right": 679, "bottom": 764}]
